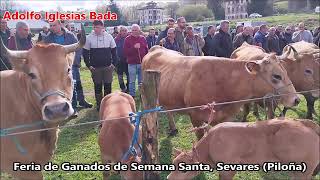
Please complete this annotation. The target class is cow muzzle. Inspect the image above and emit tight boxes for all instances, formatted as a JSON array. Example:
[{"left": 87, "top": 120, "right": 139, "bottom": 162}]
[{"left": 42, "top": 101, "right": 74, "bottom": 123}]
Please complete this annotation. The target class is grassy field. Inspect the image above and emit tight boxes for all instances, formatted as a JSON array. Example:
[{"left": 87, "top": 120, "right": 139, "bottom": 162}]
[{"left": 34, "top": 62, "right": 319, "bottom": 180}]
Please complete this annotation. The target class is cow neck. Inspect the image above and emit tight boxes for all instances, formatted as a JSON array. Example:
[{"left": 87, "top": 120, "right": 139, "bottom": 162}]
[{"left": 193, "top": 133, "right": 214, "bottom": 165}]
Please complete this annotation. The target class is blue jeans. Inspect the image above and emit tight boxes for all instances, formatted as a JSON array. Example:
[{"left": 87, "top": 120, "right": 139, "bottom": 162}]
[
  {"left": 71, "top": 66, "right": 79, "bottom": 108},
  {"left": 128, "top": 64, "right": 142, "bottom": 97}
]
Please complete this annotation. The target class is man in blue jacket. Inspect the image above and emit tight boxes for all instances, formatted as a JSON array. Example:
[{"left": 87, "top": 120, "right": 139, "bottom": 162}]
[
  {"left": 254, "top": 24, "right": 269, "bottom": 52},
  {"left": 44, "top": 20, "right": 81, "bottom": 117}
]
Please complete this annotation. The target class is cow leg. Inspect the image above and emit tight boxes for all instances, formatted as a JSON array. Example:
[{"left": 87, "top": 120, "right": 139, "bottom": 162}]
[
  {"left": 266, "top": 102, "right": 276, "bottom": 119},
  {"left": 280, "top": 107, "right": 289, "bottom": 117},
  {"left": 218, "top": 171, "right": 236, "bottom": 180},
  {"left": 167, "top": 112, "right": 178, "bottom": 136},
  {"left": 241, "top": 104, "right": 250, "bottom": 122},
  {"left": 253, "top": 103, "right": 261, "bottom": 120},
  {"left": 305, "top": 94, "right": 316, "bottom": 119}
]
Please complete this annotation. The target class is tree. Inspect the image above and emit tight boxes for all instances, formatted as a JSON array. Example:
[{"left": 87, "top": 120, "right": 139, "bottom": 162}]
[
  {"left": 166, "top": 2, "right": 179, "bottom": 19},
  {"left": 207, "top": 0, "right": 225, "bottom": 20},
  {"left": 247, "top": 0, "right": 274, "bottom": 17},
  {"left": 177, "top": 5, "right": 213, "bottom": 22},
  {"left": 104, "top": 0, "right": 127, "bottom": 26}
]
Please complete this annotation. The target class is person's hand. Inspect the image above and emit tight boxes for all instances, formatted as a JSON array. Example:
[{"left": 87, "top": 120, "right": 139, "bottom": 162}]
[
  {"left": 134, "top": 43, "right": 140, "bottom": 49},
  {"left": 89, "top": 66, "right": 95, "bottom": 71}
]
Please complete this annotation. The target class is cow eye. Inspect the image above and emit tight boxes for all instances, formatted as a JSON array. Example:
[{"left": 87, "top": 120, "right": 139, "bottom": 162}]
[
  {"left": 67, "top": 68, "right": 71, "bottom": 74},
  {"left": 272, "top": 74, "right": 282, "bottom": 81},
  {"left": 28, "top": 73, "right": 37, "bottom": 79},
  {"left": 305, "top": 69, "right": 313, "bottom": 75}
]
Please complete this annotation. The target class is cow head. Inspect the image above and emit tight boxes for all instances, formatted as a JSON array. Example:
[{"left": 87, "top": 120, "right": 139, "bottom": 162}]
[
  {"left": 280, "top": 45, "right": 320, "bottom": 97},
  {"left": 167, "top": 148, "right": 200, "bottom": 180},
  {"left": 245, "top": 53, "right": 300, "bottom": 107},
  {"left": 0, "top": 25, "right": 86, "bottom": 123}
]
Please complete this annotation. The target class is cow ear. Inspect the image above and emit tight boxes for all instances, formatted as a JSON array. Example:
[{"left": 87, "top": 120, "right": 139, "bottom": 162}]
[
  {"left": 245, "top": 61, "right": 260, "bottom": 75},
  {"left": 173, "top": 148, "right": 182, "bottom": 157}
]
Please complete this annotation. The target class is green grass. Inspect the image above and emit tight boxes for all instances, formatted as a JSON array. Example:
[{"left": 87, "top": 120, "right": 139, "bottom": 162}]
[{"left": 274, "top": 0, "right": 289, "bottom": 10}]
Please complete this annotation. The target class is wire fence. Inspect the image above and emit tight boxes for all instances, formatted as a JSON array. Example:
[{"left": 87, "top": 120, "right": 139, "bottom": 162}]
[{"left": 1, "top": 88, "right": 319, "bottom": 137}]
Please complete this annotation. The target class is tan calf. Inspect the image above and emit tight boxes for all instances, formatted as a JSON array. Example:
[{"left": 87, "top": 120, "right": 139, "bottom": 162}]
[
  {"left": 168, "top": 118, "right": 320, "bottom": 180},
  {"left": 98, "top": 92, "right": 142, "bottom": 180}
]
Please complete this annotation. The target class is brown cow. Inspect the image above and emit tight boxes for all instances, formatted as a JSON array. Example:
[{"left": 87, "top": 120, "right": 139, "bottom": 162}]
[
  {"left": 0, "top": 26, "right": 85, "bottom": 179},
  {"left": 98, "top": 92, "right": 142, "bottom": 180},
  {"left": 167, "top": 118, "right": 320, "bottom": 180},
  {"left": 231, "top": 42, "right": 320, "bottom": 120},
  {"left": 282, "top": 41, "right": 320, "bottom": 119},
  {"left": 142, "top": 45, "right": 299, "bottom": 139}
]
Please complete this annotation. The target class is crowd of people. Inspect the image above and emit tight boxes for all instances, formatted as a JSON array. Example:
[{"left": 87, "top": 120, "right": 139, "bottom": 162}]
[{"left": 1, "top": 16, "right": 320, "bottom": 116}]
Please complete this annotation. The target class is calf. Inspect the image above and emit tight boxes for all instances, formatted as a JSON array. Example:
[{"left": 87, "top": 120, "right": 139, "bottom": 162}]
[
  {"left": 167, "top": 118, "right": 319, "bottom": 180},
  {"left": 98, "top": 92, "right": 143, "bottom": 180}
]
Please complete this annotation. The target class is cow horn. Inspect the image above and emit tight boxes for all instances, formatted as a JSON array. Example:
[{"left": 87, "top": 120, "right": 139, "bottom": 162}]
[
  {"left": 0, "top": 36, "right": 28, "bottom": 59},
  {"left": 287, "top": 44, "right": 300, "bottom": 60},
  {"left": 278, "top": 44, "right": 300, "bottom": 61},
  {"left": 63, "top": 24, "right": 86, "bottom": 54}
]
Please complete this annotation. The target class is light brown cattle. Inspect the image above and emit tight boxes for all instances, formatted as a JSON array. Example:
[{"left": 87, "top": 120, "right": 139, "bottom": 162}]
[
  {"left": 0, "top": 26, "right": 85, "bottom": 179},
  {"left": 142, "top": 45, "right": 299, "bottom": 139},
  {"left": 167, "top": 118, "right": 320, "bottom": 180},
  {"left": 283, "top": 41, "right": 320, "bottom": 119},
  {"left": 98, "top": 92, "right": 142, "bottom": 180},
  {"left": 231, "top": 42, "right": 320, "bottom": 120}
]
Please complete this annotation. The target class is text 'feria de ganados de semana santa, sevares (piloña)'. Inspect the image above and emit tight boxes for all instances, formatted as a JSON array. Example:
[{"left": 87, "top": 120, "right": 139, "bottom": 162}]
[{"left": 2, "top": 11, "right": 118, "bottom": 22}]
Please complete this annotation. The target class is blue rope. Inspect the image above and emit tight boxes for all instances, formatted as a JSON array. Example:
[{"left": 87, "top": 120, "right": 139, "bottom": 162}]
[
  {"left": 121, "top": 106, "right": 162, "bottom": 162},
  {"left": 0, "top": 121, "right": 44, "bottom": 155}
]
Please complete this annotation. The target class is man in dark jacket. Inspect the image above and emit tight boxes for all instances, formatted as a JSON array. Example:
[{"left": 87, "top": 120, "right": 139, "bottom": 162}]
[
  {"left": 313, "top": 26, "right": 320, "bottom": 47},
  {"left": 146, "top": 27, "right": 157, "bottom": 49},
  {"left": 161, "top": 28, "right": 180, "bottom": 52},
  {"left": 283, "top": 26, "right": 293, "bottom": 45},
  {"left": 83, "top": 20, "right": 118, "bottom": 111},
  {"left": 213, "top": 20, "right": 233, "bottom": 58},
  {"left": 267, "top": 27, "right": 281, "bottom": 55},
  {"left": 115, "top": 26, "right": 129, "bottom": 93},
  {"left": 44, "top": 20, "right": 80, "bottom": 116},
  {"left": 275, "top": 25, "right": 287, "bottom": 52},
  {"left": 156, "top": 18, "right": 175, "bottom": 45},
  {"left": 0, "top": 18, "right": 12, "bottom": 70},
  {"left": 202, "top": 25, "right": 216, "bottom": 56},
  {"left": 254, "top": 24, "right": 269, "bottom": 52}
]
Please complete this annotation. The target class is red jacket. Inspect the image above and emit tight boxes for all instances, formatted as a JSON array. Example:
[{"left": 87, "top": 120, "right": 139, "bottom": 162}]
[{"left": 123, "top": 35, "right": 148, "bottom": 64}]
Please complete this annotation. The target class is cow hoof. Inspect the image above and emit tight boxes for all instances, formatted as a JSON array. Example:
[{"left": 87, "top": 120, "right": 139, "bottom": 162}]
[{"left": 168, "top": 129, "right": 178, "bottom": 137}]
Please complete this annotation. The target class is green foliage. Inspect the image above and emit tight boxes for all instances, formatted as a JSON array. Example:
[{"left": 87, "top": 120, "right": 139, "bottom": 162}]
[
  {"left": 207, "top": 0, "right": 225, "bottom": 20},
  {"left": 247, "top": 0, "right": 274, "bottom": 17},
  {"left": 274, "top": 0, "right": 289, "bottom": 14},
  {"left": 104, "top": 0, "right": 128, "bottom": 26},
  {"left": 177, "top": 5, "right": 213, "bottom": 22}
]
